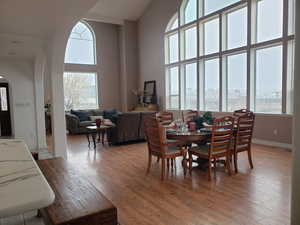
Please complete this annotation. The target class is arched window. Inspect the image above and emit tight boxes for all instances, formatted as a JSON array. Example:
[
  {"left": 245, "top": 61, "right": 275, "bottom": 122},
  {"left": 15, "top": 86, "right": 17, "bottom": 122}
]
[
  {"left": 64, "top": 21, "right": 98, "bottom": 110},
  {"left": 164, "top": 0, "right": 295, "bottom": 114},
  {"left": 65, "top": 21, "right": 96, "bottom": 65}
]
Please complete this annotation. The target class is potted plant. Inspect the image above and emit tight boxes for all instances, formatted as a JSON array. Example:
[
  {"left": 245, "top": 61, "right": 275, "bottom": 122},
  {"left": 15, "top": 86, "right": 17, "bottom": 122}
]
[{"left": 193, "top": 112, "right": 215, "bottom": 130}]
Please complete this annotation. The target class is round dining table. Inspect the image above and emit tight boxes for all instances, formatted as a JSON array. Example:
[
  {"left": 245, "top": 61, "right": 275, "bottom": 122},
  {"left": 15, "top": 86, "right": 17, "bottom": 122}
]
[{"left": 166, "top": 129, "right": 211, "bottom": 143}]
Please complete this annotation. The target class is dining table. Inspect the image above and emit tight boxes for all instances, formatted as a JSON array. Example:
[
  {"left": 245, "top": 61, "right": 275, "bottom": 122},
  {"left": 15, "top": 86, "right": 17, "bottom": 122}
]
[{"left": 166, "top": 127, "right": 234, "bottom": 169}]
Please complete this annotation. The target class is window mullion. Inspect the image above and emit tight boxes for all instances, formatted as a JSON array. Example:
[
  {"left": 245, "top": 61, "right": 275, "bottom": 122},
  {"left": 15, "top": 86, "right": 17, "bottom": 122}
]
[
  {"left": 282, "top": 0, "right": 289, "bottom": 114},
  {"left": 219, "top": 14, "right": 223, "bottom": 112},
  {"left": 247, "top": 0, "right": 253, "bottom": 110}
]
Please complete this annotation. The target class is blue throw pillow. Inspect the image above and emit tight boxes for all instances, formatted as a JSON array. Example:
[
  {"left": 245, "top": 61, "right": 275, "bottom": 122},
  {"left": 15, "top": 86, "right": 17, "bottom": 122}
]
[
  {"left": 104, "top": 109, "right": 120, "bottom": 123},
  {"left": 71, "top": 110, "right": 90, "bottom": 122}
]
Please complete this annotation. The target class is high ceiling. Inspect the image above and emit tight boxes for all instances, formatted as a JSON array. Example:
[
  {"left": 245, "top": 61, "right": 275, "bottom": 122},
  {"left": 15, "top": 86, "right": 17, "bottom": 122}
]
[
  {"left": 88, "top": 0, "right": 152, "bottom": 24},
  {"left": 0, "top": 0, "right": 152, "bottom": 59}
]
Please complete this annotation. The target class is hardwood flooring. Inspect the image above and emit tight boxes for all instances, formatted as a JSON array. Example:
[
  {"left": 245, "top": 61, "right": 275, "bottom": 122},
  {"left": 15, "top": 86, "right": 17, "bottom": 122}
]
[{"left": 61, "top": 135, "right": 291, "bottom": 225}]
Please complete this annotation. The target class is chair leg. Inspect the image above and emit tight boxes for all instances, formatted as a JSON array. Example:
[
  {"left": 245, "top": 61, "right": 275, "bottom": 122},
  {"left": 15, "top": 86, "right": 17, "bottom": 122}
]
[
  {"left": 213, "top": 158, "right": 217, "bottom": 178},
  {"left": 161, "top": 158, "right": 165, "bottom": 181},
  {"left": 182, "top": 153, "right": 187, "bottom": 177},
  {"left": 171, "top": 158, "right": 174, "bottom": 170},
  {"left": 226, "top": 154, "right": 232, "bottom": 176},
  {"left": 234, "top": 152, "right": 238, "bottom": 173},
  {"left": 188, "top": 152, "right": 193, "bottom": 175},
  {"left": 157, "top": 156, "right": 160, "bottom": 163},
  {"left": 146, "top": 153, "right": 152, "bottom": 175},
  {"left": 248, "top": 149, "right": 254, "bottom": 169},
  {"left": 167, "top": 159, "right": 170, "bottom": 171},
  {"left": 208, "top": 159, "right": 212, "bottom": 181}
]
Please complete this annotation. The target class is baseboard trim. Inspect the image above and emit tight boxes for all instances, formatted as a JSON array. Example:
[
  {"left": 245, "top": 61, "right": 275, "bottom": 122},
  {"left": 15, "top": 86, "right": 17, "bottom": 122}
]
[{"left": 252, "top": 138, "right": 292, "bottom": 150}]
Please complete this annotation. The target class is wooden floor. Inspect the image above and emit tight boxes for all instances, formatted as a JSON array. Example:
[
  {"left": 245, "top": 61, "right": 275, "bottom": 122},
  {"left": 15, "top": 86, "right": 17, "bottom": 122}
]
[{"left": 56, "top": 135, "right": 291, "bottom": 225}]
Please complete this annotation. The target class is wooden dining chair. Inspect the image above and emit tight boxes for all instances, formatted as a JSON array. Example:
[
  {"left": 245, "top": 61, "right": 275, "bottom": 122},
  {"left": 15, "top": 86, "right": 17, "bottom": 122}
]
[
  {"left": 182, "top": 110, "right": 198, "bottom": 123},
  {"left": 232, "top": 112, "right": 255, "bottom": 173},
  {"left": 156, "top": 111, "right": 174, "bottom": 126},
  {"left": 233, "top": 109, "right": 252, "bottom": 117},
  {"left": 144, "top": 116, "right": 187, "bottom": 180},
  {"left": 188, "top": 116, "right": 235, "bottom": 180}
]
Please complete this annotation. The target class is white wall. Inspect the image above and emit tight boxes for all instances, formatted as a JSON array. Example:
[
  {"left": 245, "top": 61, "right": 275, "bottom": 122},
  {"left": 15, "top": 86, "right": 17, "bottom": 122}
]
[{"left": 0, "top": 58, "right": 38, "bottom": 150}]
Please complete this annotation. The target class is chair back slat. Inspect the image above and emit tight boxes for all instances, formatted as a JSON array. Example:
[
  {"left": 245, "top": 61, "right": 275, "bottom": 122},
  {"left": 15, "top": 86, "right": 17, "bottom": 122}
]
[
  {"left": 235, "top": 112, "right": 255, "bottom": 149},
  {"left": 182, "top": 110, "right": 198, "bottom": 123},
  {"left": 233, "top": 109, "right": 251, "bottom": 117},
  {"left": 157, "top": 111, "right": 174, "bottom": 126},
  {"left": 210, "top": 116, "right": 235, "bottom": 155},
  {"left": 144, "top": 116, "right": 166, "bottom": 154}
]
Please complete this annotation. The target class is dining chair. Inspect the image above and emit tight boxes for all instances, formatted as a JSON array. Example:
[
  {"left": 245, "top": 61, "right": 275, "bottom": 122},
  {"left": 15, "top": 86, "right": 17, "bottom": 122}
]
[
  {"left": 156, "top": 111, "right": 174, "bottom": 126},
  {"left": 188, "top": 116, "right": 235, "bottom": 181},
  {"left": 233, "top": 109, "right": 252, "bottom": 117},
  {"left": 232, "top": 112, "right": 255, "bottom": 173},
  {"left": 182, "top": 110, "right": 198, "bottom": 123},
  {"left": 144, "top": 116, "right": 187, "bottom": 180}
]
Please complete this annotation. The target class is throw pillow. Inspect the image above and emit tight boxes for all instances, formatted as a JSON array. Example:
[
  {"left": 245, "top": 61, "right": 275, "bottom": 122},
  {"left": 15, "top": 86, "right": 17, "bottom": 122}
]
[
  {"left": 89, "top": 115, "right": 104, "bottom": 122},
  {"left": 103, "top": 119, "right": 115, "bottom": 126},
  {"left": 103, "top": 109, "right": 120, "bottom": 123},
  {"left": 70, "top": 110, "right": 90, "bottom": 122}
]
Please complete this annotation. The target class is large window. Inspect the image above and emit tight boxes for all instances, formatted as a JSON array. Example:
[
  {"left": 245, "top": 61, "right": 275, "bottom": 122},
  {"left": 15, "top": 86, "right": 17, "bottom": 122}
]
[
  {"left": 65, "top": 22, "right": 96, "bottom": 65},
  {"left": 64, "top": 72, "right": 98, "bottom": 110},
  {"left": 64, "top": 21, "right": 98, "bottom": 110},
  {"left": 165, "top": 0, "right": 295, "bottom": 114}
]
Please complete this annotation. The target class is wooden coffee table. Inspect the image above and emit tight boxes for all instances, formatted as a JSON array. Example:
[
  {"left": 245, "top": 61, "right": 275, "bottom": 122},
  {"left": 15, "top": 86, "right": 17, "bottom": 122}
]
[{"left": 86, "top": 125, "right": 115, "bottom": 149}]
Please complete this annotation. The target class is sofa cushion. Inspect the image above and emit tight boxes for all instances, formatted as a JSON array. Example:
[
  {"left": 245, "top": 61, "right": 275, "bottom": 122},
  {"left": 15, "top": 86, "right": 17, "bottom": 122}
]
[
  {"left": 79, "top": 121, "right": 94, "bottom": 127},
  {"left": 92, "top": 109, "right": 104, "bottom": 116},
  {"left": 104, "top": 109, "right": 120, "bottom": 123},
  {"left": 71, "top": 110, "right": 90, "bottom": 122},
  {"left": 89, "top": 115, "right": 104, "bottom": 122}
]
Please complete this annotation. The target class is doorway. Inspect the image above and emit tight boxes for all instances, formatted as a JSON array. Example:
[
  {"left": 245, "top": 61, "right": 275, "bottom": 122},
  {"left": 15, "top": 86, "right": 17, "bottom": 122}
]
[{"left": 0, "top": 83, "right": 12, "bottom": 137}]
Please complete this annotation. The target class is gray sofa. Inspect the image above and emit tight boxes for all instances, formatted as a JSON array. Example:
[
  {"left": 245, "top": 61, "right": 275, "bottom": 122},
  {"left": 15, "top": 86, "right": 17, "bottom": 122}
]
[{"left": 65, "top": 109, "right": 156, "bottom": 145}]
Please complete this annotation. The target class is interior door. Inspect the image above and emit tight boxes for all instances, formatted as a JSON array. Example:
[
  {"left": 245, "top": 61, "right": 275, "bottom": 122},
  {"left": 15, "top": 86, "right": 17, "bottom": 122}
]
[{"left": 0, "top": 83, "right": 12, "bottom": 136}]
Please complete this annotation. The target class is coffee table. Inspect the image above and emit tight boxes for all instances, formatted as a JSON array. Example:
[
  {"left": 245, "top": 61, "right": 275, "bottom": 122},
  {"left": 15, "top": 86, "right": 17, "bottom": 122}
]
[{"left": 86, "top": 124, "right": 115, "bottom": 149}]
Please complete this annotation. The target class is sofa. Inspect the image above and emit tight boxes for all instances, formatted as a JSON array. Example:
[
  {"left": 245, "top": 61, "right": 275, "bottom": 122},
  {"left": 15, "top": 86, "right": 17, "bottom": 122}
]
[
  {"left": 65, "top": 109, "right": 156, "bottom": 145},
  {"left": 65, "top": 109, "right": 104, "bottom": 134}
]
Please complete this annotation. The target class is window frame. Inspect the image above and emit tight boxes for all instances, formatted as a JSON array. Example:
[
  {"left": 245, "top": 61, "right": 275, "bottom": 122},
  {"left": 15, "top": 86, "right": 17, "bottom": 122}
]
[
  {"left": 63, "top": 71, "right": 99, "bottom": 110},
  {"left": 164, "top": 0, "right": 295, "bottom": 115},
  {"left": 65, "top": 21, "right": 97, "bottom": 66},
  {"left": 64, "top": 20, "right": 100, "bottom": 110}
]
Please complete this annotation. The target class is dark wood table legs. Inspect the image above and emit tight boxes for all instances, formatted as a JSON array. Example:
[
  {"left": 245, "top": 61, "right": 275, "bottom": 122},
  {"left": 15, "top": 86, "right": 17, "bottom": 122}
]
[{"left": 87, "top": 130, "right": 107, "bottom": 149}]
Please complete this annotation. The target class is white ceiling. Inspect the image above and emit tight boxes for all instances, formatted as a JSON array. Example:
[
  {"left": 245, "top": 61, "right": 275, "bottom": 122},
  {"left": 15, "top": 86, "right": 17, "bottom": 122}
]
[
  {"left": 87, "top": 0, "right": 152, "bottom": 24},
  {"left": 0, "top": 0, "right": 152, "bottom": 59}
]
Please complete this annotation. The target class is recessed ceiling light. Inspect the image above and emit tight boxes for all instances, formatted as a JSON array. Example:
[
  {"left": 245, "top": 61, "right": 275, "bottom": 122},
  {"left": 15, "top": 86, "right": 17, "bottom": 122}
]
[
  {"left": 0, "top": 76, "right": 3, "bottom": 79},
  {"left": 11, "top": 40, "right": 23, "bottom": 44}
]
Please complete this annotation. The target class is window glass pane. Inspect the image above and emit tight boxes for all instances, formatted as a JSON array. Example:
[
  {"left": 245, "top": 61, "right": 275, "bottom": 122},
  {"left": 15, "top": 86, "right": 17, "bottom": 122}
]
[
  {"left": 183, "top": 63, "right": 198, "bottom": 109},
  {"left": 185, "top": 26, "right": 198, "bottom": 59},
  {"left": 171, "top": 18, "right": 179, "bottom": 30},
  {"left": 204, "top": 18, "right": 219, "bottom": 55},
  {"left": 169, "top": 33, "right": 179, "bottom": 63},
  {"left": 205, "top": 58, "right": 219, "bottom": 111},
  {"left": 64, "top": 72, "right": 98, "bottom": 110},
  {"left": 287, "top": 40, "right": 295, "bottom": 114},
  {"left": 227, "top": 53, "right": 247, "bottom": 112},
  {"left": 288, "top": 0, "right": 295, "bottom": 35},
  {"left": 204, "top": 0, "right": 240, "bottom": 15},
  {"left": 227, "top": 7, "right": 247, "bottom": 49},
  {"left": 257, "top": 0, "right": 283, "bottom": 43},
  {"left": 65, "top": 22, "right": 96, "bottom": 65},
  {"left": 167, "top": 67, "right": 179, "bottom": 109},
  {"left": 0, "top": 87, "right": 8, "bottom": 111},
  {"left": 255, "top": 46, "right": 282, "bottom": 113},
  {"left": 184, "top": 0, "right": 197, "bottom": 24}
]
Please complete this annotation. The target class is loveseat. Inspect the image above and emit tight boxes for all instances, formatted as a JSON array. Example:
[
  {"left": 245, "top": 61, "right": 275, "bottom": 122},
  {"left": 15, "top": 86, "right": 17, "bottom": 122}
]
[{"left": 65, "top": 109, "right": 156, "bottom": 145}]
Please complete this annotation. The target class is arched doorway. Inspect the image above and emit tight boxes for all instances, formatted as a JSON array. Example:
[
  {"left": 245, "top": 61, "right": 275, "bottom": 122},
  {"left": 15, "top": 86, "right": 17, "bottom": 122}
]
[{"left": 0, "top": 76, "right": 12, "bottom": 137}]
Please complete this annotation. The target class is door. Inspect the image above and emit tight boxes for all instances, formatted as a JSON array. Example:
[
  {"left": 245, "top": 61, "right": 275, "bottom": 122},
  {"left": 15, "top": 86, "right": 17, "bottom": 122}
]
[{"left": 0, "top": 83, "right": 12, "bottom": 136}]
